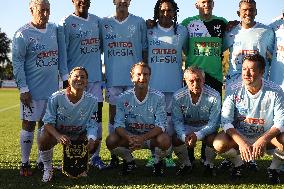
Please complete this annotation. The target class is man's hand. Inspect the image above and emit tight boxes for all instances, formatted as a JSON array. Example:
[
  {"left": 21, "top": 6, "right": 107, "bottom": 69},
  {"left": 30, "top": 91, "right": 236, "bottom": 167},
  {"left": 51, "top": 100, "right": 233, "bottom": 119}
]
[
  {"left": 239, "top": 141, "right": 253, "bottom": 162},
  {"left": 20, "top": 92, "right": 32, "bottom": 108},
  {"left": 146, "top": 19, "right": 156, "bottom": 29},
  {"left": 128, "top": 135, "right": 144, "bottom": 151},
  {"left": 226, "top": 20, "right": 239, "bottom": 31},
  {"left": 56, "top": 134, "right": 71, "bottom": 145},
  {"left": 186, "top": 133, "right": 197, "bottom": 148},
  {"left": 252, "top": 137, "right": 268, "bottom": 160}
]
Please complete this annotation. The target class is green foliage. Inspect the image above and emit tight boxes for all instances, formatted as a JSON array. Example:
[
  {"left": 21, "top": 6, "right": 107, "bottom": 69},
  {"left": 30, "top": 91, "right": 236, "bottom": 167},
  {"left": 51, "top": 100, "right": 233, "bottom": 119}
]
[
  {"left": 0, "top": 89, "right": 283, "bottom": 188},
  {"left": 0, "top": 29, "right": 12, "bottom": 79}
]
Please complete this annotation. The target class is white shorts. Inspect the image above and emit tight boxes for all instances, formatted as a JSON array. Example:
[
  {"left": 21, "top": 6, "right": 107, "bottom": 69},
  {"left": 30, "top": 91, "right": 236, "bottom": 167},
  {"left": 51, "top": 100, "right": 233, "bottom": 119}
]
[
  {"left": 105, "top": 86, "right": 132, "bottom": 105},
  {"left": 20, "top": 100, "right": 47, "bottom": 122},
  {"left": 87, "top": 82, "right": 104, "bottom": 102},
  {"left": 164, "top": 92, "right": 174, "bottom": 136}
]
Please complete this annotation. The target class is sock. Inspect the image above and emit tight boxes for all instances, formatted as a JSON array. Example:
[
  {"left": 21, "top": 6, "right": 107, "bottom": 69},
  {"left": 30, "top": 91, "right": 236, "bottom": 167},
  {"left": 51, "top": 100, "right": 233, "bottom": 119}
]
[
  {"left": 204, "top": 146, "right": 217, "bottom": 168},
  {"left": 187, "top": 147, "right": 195, "bottom": 163},
  {"left": 108, "top": 123, "right": 115, "bottom": 134},
  {"left": 270, "top": 149, "right": 284, "bottom": 170},
  {"left": 112, "top": 147, "right": 133, "bottom": 162},
  {"left": 220, "top": 148, "right": 243, "bottom": 167},
  {"left": 20, "top": 129, "right": 34, "bottom": 164},
  {"left": 94, "top": 122, "right": 102, "bottom": 157},
  {"left": 36, "top": 128, "right": 42, "bottom": 163},
  {"left": 166, "top": 146, "right": 173, "bottom": 159},
  {"left": 173, "top": 144, "right": 191, "bottom": 166},
  {"left": 201, "top": 141, "right": 206, "bottom": 161},
  {"left": 40, "top": 148, "right": 53, "bottom": 170}
]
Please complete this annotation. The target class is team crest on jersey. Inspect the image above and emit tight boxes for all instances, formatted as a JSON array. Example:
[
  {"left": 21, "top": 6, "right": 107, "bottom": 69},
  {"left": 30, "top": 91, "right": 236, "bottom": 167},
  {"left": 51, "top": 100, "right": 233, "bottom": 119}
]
[
  {"left": 124, "top": 101, "right": 129, "bottom": 107},
  {"left": 200, "top": 105, "right": 209, "bottom": 113},
  {"left": 148, "top": 30, "right": 154, "bottom": 35},
  {"left": 71, "top": 23, "right": 77, "bottom": 28},
  {"left": 213, "top": 24, "right": 222, "bottom": 37},
  {"left": 128, "top": 25, "right": 136, "bottom": 37}
]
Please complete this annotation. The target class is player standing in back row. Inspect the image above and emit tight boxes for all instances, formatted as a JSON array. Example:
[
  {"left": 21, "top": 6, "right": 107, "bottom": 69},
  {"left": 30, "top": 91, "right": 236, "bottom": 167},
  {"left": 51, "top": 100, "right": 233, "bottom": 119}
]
[
  {"left": 100, "top": 0, "right": 147, "bottom": 168},
  {"left": 12, "top": 0, "right": 65, "bottom": 176},
  {"left": 146, "top": 0, "right": 188, "bottom": 168}
]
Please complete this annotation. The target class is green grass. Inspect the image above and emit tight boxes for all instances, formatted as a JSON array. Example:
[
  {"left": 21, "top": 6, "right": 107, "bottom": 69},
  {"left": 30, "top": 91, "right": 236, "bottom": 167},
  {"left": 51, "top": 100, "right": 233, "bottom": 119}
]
[{"left": 0, "top": 88, "right": 283, "bottom": 189}]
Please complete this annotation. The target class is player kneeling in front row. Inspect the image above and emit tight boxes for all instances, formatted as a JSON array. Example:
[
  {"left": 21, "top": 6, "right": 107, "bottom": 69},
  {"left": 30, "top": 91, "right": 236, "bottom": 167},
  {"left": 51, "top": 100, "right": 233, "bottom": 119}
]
[
  {"left": 39, "top": 67, "right": 100, "bottom": 182},
  {"left": 106, "top": 62, "right": 171, "bottom": 176},
  {"left": 213, "top": 54, "right": 284, "bottom": 184},
  {"left": 172, "top": 66, "right": 221, "bottom": 176}
]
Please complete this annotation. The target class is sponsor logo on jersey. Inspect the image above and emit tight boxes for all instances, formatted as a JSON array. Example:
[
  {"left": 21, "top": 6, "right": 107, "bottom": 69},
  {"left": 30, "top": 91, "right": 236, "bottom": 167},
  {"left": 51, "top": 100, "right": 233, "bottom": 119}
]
[{"left": 128, "top": 123, "right": 155, "bottom": 130}]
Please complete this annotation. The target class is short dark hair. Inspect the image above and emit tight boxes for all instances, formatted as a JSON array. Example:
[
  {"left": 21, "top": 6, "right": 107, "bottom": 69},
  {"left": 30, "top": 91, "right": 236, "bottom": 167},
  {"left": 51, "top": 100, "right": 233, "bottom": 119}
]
[
  {"left": 69, "top": 66, "right": 89, "bottom": 79},
  {"left": 239, "top": 0, "right": 256, "bottom": 8},
  {"left": 130, "top": 62, "right": 151, "bottom": 78},
  {"left": 242, "top": 54, "right": 265, "bottom": 72}
]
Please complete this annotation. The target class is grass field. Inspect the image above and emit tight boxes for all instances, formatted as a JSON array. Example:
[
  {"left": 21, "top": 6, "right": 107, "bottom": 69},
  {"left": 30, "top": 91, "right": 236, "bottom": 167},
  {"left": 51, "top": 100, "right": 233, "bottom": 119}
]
[{"left": 0, "top": 88, "right": 283, "bottom": 189}]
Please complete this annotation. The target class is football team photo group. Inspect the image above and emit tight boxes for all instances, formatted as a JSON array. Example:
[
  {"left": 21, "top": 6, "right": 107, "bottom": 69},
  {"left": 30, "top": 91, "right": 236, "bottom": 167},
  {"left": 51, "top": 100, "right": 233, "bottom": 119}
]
[{"left": 7, "top": 0, "right": 284, "bottom": 187}]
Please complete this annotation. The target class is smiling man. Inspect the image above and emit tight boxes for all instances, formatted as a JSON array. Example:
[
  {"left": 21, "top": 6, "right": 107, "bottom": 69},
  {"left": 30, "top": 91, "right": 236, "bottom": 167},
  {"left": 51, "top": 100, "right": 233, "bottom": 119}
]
[
  {"left": 223, "top": 0, "right": 275, "bottom": 84},
  {"left": 57, "top": 0, "right": 106, "bottom": 170},
  {"left": 106, "top": 62, "right": 171, "bottom": 176},
  {"left": 213, "top": 54, "right": 284, "bottom": 184}
]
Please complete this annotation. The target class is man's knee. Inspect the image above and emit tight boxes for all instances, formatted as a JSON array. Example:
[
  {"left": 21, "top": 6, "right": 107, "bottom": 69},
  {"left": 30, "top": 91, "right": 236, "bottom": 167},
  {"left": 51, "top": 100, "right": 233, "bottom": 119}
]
[
  {"left": 213, "top": 132, "right": 229, "bottom": 153},
  {"left": 204, "top": 133, "right": 217, "bottom": 147},
  {"left": 106, "top": 133, "right": 120, "bottom": 150},
  {"left": 39, "top": 129, "right": 56, "bottom": 151},
  {"left": 22, "top": 120, "right": 36, "bottom": 132},
  {"left": 156, "top": 133, "right": 171, "bottom": 150}
]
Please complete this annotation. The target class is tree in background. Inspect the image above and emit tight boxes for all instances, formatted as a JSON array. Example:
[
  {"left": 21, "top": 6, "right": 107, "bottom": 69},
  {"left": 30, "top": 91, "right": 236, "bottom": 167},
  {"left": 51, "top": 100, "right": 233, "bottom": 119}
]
[{"left": 0, "top": 28, "right": 12, "bottom": 80}]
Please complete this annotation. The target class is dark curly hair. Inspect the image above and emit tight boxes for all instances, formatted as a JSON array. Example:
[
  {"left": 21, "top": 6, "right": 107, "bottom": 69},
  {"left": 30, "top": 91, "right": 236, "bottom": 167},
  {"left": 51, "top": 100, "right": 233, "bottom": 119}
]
[
  {"left": 243, "top": 54, "right": 265, "bottom": 72},
  {"left": 153, "top": 0, "right": 179, "bottom": 34}
]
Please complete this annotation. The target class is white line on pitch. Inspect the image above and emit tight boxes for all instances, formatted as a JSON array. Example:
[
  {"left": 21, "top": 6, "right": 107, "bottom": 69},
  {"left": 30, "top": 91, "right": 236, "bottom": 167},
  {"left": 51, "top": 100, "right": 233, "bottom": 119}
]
[{"left": 0, "top": 104, "right": 19, "bottom": 113}]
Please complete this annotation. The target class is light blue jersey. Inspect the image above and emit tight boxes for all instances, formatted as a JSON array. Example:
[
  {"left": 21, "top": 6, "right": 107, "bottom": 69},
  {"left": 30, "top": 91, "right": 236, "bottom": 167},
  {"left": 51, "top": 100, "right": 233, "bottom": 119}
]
[
  {"left": 269, "top": 19, "right": 284, "bottom": 89},
  {"left": 223, "top": 23, "right": 275, "bottom": 81},
  {"left": 172, "top": 85, "right": 221, "bottom": 142},
  {"left": 147, "top": 24, "right": 188, "bottom": 92},
  {"left": 43, "top": 90, "right": 98, "bottom": 140},
  {"left": 58, "top": 14, "right": 102, "bottom": 82},
  {"left": 222, "top": 80, "right": 284, "bottom": 139},
  {"left": 114, "top": 88, "right": 167, "bottom": 135},
  {"left": 101, "top": 14, "right": 147, "bottom": 87},
  {"left": 12, "top": 23, "right": 61, "bottom": 100}
]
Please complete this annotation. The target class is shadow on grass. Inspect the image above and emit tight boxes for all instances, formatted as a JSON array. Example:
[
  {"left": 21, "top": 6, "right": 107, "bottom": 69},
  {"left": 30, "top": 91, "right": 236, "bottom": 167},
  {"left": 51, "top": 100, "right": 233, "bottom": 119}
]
[{"left": 0, "top": 159, "right": 283, "bottom": 188}]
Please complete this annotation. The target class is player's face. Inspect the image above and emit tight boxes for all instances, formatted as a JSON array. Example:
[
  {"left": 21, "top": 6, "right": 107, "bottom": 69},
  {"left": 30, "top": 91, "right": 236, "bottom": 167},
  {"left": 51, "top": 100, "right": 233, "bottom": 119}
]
[
  {"left": 68, "top": 70, "right": 88, "bottom": 91},
  {"left": 72, "top": 0, "right": 90, "bottom": 15},
  {"left": 242, "top": 60, "right": 263, "bottom": 88},
  {"left": 185, "top": 72, "right": 204, "bottom": 95},
  {"left": 114, "top": 0, "right": 131, "bottom": 12},
  {"left": 196, "top": 0, "right": 214, "bottom": 16},
  {"left": 158, "top": 2, "right": 175, "bottom": 27},
  {"left": 239, "top": 2, "right": 257, "bottom": 27},
  {"left": 131, "top": 66, "right": 150, "bottom": 90},
  {"left": 30, "top": 3, "right": 50, "bottom": 28}
]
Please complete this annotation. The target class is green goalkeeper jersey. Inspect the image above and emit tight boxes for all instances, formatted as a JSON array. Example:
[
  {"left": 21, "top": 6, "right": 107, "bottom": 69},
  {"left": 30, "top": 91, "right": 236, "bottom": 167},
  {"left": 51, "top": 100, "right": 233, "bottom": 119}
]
[{"left": 182, "top": 15, "right": 227, "bottom": 82}]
